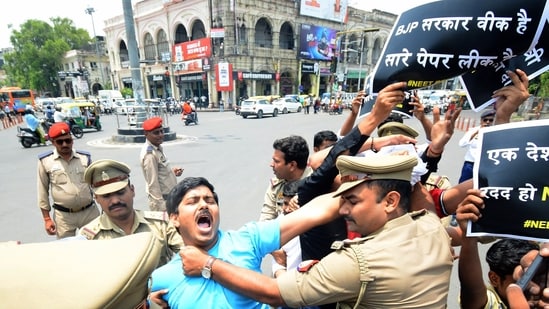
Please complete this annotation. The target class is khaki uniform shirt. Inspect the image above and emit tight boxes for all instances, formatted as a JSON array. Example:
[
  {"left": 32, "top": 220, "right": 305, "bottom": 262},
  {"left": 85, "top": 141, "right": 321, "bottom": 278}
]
[
  {"left": 140, "top": 140, "right": 177, "bottom": 211},
  {"left": 259, "top": 167, "right": 312, "bottom": 221},
  {"left": 79, "top": 210, "right": 183, "bottom": 267},
  {"left": 278, "top": 210, "right": 453, "bottom": 308},
  {"left": 37, "top": 149, "right": 93, "bottom": 211}
]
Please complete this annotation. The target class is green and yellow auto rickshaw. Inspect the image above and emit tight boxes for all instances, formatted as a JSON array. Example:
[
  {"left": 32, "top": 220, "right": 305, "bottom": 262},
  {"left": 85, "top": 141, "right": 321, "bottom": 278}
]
[{"left": 58, "top": 101, "right": 102, "bottom": 135}]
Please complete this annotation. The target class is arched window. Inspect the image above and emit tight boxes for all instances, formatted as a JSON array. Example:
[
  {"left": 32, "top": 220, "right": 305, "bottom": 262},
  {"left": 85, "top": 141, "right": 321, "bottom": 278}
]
[
  {"left": 144, "top": 33, "right": 156, "bottom": 61},
  {"left": 157, "top": 30, "right": 170, "bottom": 62}
]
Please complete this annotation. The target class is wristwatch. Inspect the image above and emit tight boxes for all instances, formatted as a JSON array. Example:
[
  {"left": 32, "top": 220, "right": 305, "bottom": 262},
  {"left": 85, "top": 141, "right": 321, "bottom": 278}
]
[{"left": 201, "top": 256, "right": 217, "bottom": 279}]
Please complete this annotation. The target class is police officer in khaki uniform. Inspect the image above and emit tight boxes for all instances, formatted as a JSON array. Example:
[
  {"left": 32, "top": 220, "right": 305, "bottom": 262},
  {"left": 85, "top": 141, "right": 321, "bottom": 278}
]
[
  {"left": 179, "top": 154, "right": 454, "bottom": 308},
  {"left": 140, "top": 117, "right": 183, "bottom": 211},
  {"left": 260, "top": 135, "right": 311, "bottom": 221},
  {"left": 79, "top": 159, "right": 183, "bottom": 267},
  {"left": 37, "top": 122, "right": 100, "bottom": 239}
]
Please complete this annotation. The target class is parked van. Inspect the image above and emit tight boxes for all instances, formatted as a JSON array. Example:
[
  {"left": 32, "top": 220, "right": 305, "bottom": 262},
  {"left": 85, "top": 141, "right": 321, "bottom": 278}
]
[{"left": 98, "top": 90, "right": 125, "bottom": 114}]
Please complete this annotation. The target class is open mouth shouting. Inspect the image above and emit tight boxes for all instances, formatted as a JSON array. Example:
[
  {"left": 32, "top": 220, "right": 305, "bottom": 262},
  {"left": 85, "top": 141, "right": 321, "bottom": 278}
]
[{"left": 197, "top": 210, "right": 213, "bottom": 233}]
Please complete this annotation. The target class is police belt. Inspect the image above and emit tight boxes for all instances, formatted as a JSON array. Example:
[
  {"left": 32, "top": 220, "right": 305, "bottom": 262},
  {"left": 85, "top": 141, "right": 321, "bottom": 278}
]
[{"left": 53, "top": 202, "right": 94, "bottom": 213}]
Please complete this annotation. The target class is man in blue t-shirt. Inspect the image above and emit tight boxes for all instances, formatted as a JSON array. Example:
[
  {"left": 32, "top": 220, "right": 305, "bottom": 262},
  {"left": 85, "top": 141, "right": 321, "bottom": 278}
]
[{"left": 149, "top": 177, "right": 340, "bottom": 308}]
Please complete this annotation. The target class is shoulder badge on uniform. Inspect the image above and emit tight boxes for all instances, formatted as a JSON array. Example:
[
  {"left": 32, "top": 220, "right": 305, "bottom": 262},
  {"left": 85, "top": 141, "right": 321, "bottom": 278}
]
[
  {"left": 330, "top": 237, "right": 368, "bottom": 250},
  {"left": 80, "top": 226, "right": 99, "bottom": 239},
  {"left": 38, "top": 150, "right": 54, "bottom": 160},
  {"left": 143, "top": 211, "right": 169, "bottom": 221},
  {"left": 270, "top": 177, "right": 282, "bottom": 188},
  {"left": 76, "top": 150, "right": 92, "bottom": 166},
  {"left": 146, "top": 145, "right": 154, "bottom": 153},
  {"left": 297, "top": 260, "right": 319, "bottom": 272}
]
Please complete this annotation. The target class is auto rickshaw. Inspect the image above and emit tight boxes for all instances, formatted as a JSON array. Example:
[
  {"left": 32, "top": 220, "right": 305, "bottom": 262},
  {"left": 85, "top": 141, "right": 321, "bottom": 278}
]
[{"left": 58, "top": 101, "right": 102, "bottom": 133}]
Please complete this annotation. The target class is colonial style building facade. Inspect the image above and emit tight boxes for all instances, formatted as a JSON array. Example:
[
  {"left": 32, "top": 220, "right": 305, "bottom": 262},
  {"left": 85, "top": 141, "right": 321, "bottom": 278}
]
[{"left": 103, "top": 0, "right": 397, "bottom": 106}]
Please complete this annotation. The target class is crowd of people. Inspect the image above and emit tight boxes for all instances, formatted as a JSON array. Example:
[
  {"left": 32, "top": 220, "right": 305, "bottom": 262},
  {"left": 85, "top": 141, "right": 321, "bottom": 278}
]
[{"left": 8, "top": 67, "right": 548, "bottom": 308}]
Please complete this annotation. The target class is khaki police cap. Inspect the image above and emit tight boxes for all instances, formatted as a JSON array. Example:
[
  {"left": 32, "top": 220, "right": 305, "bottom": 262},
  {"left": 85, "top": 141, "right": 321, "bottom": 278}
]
[
  {"left": 377, "top": 122, "right": 419, "bottom": 138},
  {"left": 333, "top": 154, "right": 418, "bottom": 197},
  {"left": 84, "top": 159, "right": 131, "bottom": 195}
]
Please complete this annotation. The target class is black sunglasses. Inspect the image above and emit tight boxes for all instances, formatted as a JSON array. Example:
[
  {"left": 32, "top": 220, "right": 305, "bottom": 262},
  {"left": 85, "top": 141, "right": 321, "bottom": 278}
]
[
  {"left": 54, "top": 138, "right": 73, "bottom": 145},
  {"left": 149, "top": 129, "right": 164, "bottom": 135},
  {"left": 482, "top": 118, "right": 494, "bottom": 123}
]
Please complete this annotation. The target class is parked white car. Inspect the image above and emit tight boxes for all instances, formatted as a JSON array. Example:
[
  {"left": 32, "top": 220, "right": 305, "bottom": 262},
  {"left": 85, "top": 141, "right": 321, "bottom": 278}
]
[
  {"left": 240, "top": 98, "right": 279, "bottom": 119},
  {"left": 273, "top": 97, "right": 302, "bottom": 114}
]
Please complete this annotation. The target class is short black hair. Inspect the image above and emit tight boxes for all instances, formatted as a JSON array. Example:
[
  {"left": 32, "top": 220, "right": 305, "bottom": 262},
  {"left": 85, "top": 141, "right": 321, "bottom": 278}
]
[
  {"left": 313, "top": 130, "right": 338, "bottom": 149},
  {"left": 486, "top": 238, "right": 539, "bottom": 279},
  {"left": 273, "top": 135, "right": 309, "bottom": 169},
  {"left": 282, "top": 180, "right": 300, "bottom": 197},
  {"left": 166, "top": 177, "right": 219, "bottom": 215}
]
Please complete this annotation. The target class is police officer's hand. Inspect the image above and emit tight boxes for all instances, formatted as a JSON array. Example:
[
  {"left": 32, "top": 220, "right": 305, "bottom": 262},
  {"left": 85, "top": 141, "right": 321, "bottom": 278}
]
[
  {"left": 180, "top": 245, "right": 209, "bottom": 277},
  {"left": 44, "top": 217, "right": 56, "bottom": 235},
  {"left": 149, "top": 289, "right": 169, "bottom": 309}
]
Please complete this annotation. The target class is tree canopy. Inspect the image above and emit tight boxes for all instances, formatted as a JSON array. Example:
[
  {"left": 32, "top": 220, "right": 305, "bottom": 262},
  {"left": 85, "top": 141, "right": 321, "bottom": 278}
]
[{"left": 3, "top": 17, "right": 91, "bottom": 96}]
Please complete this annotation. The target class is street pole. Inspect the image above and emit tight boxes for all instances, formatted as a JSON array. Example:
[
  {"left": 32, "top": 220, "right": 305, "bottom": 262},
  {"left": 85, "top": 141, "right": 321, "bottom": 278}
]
[
  {"left": 336, "top": 28, "right": 379, "bottom": 92},
  {"left": 85, "top": 7, "right": 106, "bottom": 93},
  {"left": 357, "top": 32, "right": 365, "bottom": 91}
]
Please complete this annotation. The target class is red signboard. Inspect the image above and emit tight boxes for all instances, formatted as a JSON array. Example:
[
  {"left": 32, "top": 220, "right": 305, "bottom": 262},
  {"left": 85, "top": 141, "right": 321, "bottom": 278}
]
[{"left": 173, "top": 38, "right": 212, "bottom": 62}]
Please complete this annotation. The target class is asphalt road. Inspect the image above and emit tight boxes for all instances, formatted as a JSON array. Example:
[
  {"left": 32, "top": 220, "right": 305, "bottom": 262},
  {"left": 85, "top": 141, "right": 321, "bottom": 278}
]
[{"left": 0, "top": 108, "right": 488, "bottom": 308}]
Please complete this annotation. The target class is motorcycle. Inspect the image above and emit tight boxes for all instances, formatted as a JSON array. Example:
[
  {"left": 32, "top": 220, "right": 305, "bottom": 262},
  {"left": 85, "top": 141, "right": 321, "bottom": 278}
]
[
  {"left": 182, "top": 111, "right": 198, "bottom": 126},
  {"left": 17, "top": 121, "right": 50, "bottom": 148},
  {"left": 45, "top": 118, "right": 84, "bottom": 139}
]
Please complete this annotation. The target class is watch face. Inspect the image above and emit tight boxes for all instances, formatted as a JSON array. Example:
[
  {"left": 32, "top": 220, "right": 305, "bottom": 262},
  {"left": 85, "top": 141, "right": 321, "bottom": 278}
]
[{"left": 201, "top": 268, "right": 211, "bottom": 279}]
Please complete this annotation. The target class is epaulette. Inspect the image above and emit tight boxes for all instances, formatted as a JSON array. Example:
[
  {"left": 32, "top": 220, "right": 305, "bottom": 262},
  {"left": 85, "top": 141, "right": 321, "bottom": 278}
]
[
  {"left": 330, "top": 237, "right": 369, "bottom": 250},
  {"left": 37, "top": 150, "right": 54, "bottom": 160},
  {"left": 76, "top": 150, "right": 91, "bottom": 157},
  {"left": 143, "top": 211, "right": 169, "bottom": 221},
  {"left": 270, "top": 177, "right": 282, "bottom": 187},
  {"left": 146, "top": 145, "right": 154, "bottom": 153},
  {"left": 76, "top": 150, "right": 92, "bottom": 166},
  {"left": 80, "top": 226, "right": 99, "bottom": 240}
]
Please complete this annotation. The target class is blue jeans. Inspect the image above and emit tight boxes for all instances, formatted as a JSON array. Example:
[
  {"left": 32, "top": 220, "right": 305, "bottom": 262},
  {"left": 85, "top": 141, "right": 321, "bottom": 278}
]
[{"left": 459, "top": 161, "right": 474, "bottom": 183}]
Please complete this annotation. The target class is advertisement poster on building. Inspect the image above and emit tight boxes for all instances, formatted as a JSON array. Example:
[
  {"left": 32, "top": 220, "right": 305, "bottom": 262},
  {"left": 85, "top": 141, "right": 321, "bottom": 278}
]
[
  {"left": 299, "top": 24, "right": 338, "bottom": 61},
  {"left": 368, "top": 0, "right": 548, "bottom": 99},
  {"left": 173, "top": 38, "right": 212, "bottom": 62},
  {"left": 299, "top": 0, "right": 349, "bottom": 23},
  {"left": 467, "top": 120, "right": 549, "bottom": 242},
  {"left": 216, "top": 63, "right": 233, "bottom": 91}
]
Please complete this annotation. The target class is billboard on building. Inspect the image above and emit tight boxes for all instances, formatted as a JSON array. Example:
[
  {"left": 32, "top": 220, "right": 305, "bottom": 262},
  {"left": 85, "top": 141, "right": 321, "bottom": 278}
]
[
  {"left": 299, "top": 24, "right": 338, "bottom": 61},
  {"left": 300, "top": 0, "right": 348, "bottom": 23},
  {"left": 216, "top": 62, "right": 233, "bottom": 91},
  {"left": 173, "top": 38, "right": 212, "bottom": 62}
]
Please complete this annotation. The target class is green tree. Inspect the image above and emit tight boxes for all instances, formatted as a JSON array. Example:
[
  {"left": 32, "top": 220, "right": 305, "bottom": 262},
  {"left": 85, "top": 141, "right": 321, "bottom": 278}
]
[{"left": 3, "top": 18, "right": 91, "bottom": 96}]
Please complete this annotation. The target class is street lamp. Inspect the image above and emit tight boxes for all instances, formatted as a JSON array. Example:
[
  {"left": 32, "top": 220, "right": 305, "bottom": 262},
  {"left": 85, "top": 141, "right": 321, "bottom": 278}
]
[
  {"left": 85, "top": 7, "right": 106, "bottom": 94},
  {"left": 337, "top": 28, "right": 379, "bottom": 92}
]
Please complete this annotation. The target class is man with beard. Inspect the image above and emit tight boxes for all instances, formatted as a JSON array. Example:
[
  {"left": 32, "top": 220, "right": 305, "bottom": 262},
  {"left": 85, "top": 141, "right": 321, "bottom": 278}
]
[
  {"left": 79, "top": 159, "right": 183, "bottom": 267},
  {"left": 140, "top": 117, "right": 184, "bottom": 211}
]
